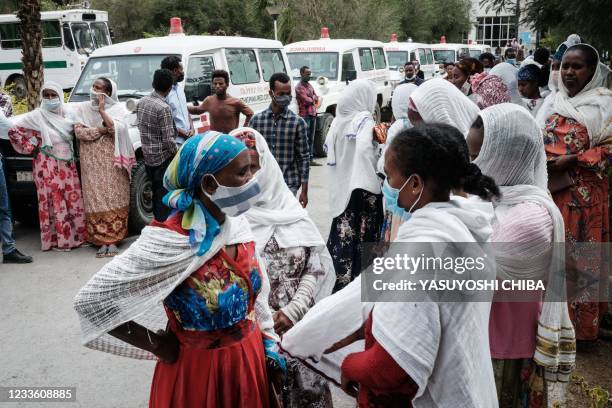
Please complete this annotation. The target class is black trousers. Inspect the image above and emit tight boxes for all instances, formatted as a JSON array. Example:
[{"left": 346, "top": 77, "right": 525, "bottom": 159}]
[{"left": 145, "top": 157, "right": 173, "bottom": 222}]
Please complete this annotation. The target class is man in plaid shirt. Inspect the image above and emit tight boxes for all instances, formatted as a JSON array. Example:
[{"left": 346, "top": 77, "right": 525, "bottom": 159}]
[
  {"left": 251, "top": 72, "right": 310, "bottom": 207},
  {"left": 136, "top": 69, "right": 177, "bottom": 221}
]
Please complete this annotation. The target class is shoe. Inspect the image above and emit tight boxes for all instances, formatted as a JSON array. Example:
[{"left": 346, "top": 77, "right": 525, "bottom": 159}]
[
  {"left": 310, "top": 161, "right": 322, "bottom": 166},
  {"left": 3, "top": 249, "right": 33, "bottom": 264}
]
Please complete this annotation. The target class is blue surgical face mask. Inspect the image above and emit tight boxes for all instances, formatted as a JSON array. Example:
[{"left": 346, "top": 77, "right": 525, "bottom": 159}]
[
  {"left": 382, "top": 175, "right": 424, "bottom": 222},
  {"left": 273, "top": 95, "right": 292, "bottom": 110},
  {"left": 506, "top": 58, "right": 516, "bottom": 66},
  {"left": 203, "top": 173, "right": 261, "bottom": 217},
  {"left": 42, "top": 97, "right": 61, "bottom": 112}
]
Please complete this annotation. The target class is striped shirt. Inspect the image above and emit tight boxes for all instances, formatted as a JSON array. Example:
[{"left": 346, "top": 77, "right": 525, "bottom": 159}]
[
  {"left": 136, "top": 92, "right": 178, "bottom": 167},
  {"left": 251, "top": 106, "right": 309, "bottom": 190}
]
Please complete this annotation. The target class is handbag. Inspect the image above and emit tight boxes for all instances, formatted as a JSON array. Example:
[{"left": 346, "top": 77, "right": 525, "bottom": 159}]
[{"left": 547, "top": 170, "right": 574, "bottom": 194}]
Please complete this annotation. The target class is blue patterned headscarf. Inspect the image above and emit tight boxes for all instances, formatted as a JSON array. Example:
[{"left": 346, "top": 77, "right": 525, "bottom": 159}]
[
  {"left": 517, "top": 64, "right": 541, "bottom": 82},
  {"left": 163, "top": 131, "right": 246, "bottom": 255}
]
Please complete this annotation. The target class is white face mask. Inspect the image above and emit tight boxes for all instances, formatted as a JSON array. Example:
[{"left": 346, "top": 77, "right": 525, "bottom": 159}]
[
  {"left": 548, "top": 70, "right": 560, "bottom": 91},
  {"left": 90, "top": 89, "right": 116, "bottom": 108},
  {"left": 42, "top": 97, "right": 61, "bottom": 112},
  {"left": 203, "top": 173, "right": 262, "bottom": 217}
]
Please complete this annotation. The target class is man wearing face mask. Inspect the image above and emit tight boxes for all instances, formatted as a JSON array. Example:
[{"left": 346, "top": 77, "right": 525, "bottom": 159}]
[
  {"left": 161, "top": 56, "right": 194, "bottom": 146},
  {"left": 504, "top": 48, "right": 517, "bottom": 66},
  {"left": 251, "top": 72, "right": 310, "bottom": 207},
  {"left": 478, "top": 52, "right": 496, "bottom": 73},
  {"left": 136, "top": 69, "right": 178, "bottom": 222},
  {"left": 295, "top": 66, "right": 320, "bottom": 165},
  {"left": 399, "top": 62, "right": 424, "bottom": 86},
  {"left": 189, "top": 70, "right": 254, "bottom": 133}
]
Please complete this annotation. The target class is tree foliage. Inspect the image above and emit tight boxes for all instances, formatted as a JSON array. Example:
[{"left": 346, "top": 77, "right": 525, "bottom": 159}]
[{"left": 480, "top": 0, "right": 611, "bottom": 50}]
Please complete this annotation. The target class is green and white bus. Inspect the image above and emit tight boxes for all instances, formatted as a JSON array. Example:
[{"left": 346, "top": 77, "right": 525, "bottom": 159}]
[{"left": 0, "top": 9, "right": 112, "bottom": 99}]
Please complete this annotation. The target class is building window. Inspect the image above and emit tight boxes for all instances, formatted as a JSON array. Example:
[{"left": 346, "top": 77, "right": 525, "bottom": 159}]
[{"left": 476, "top": 16, "right": 517, "bottom": 48}]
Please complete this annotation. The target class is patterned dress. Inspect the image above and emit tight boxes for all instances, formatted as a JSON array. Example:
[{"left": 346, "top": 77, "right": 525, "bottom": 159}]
[
  {"left": 8, "top": 127, "right": 86, "bottom": 250},
  {"left": 75, "top": 124, "right": 129, "bottom": 246},
  {"left": 327, "top": 188, "right": 384, "bottom": 292},
  {"left": 149, "top": 214, "right": 273, "bottom": 407},
  {"left": 263, "top": 237, "right": 333, "bottom": 408},
  {"left": 544, "top": 114, "right": 610, "bottom": 341}
]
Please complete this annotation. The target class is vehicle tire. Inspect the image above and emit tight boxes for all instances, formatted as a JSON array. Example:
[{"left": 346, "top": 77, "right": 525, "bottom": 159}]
[
  {"left": 314, "top": 113, "right": 333, "bottom": 158},
  {"left": 373, "top": 103, "right": 382, "bottom": 123},
  {"left": 128, "top": 160, "right": 154, "bottom": 233},
  {"left": 8, "top": 76, "right": 27, "bottom": 100},
  {"left": 12, "top": 200, "right": 38, "bottom": 227}
]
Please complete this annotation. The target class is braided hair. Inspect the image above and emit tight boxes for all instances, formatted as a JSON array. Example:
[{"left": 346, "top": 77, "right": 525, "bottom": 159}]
[{"left": 388, "top": 123, "right": 500, "bottom": 201}]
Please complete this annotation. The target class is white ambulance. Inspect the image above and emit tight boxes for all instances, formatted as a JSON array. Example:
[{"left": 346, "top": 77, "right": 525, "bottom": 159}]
[
  {"left": 431, "top": 41, "right": 471, "bottom": 65},
  {"left": 468, "top": 43, "right": 492, "bottom": 59},
  {"left": 66, "top": 18, "right": 292, "bottom": 231},
  {"left": 285, "top": 28, "right": 392, "bottom": 156},
  {"left": 384, "top": 34, "right": 438, "bottom": 86},
  {"left": 0, "top": 9, "right": 112, "bottom": 99}
]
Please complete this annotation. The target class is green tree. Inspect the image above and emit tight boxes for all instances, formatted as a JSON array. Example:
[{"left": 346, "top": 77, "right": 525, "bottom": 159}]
[
  {"left": 397, "top": 0, "right": 472, "bottom": 43},
  {"left": 18, "top": 0, "right": 44, "bottom": 109}
]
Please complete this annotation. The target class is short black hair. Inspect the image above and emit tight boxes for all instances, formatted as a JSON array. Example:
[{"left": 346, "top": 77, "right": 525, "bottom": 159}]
[
  {"left": 161, "top": 55, "right": 182, "bottom": 71},
  {"left": 153, "top": 69, "right": 173, "bottom": 93},
  {"left": 533, "top": 48, "right": 550, "bottom": 65},
  {"left": 479, "top": 52, "right": 495, "bottom": 63},
  {"left": 504, "top": 48, "right": 516, "bottom": 57},
  {"left": 96, "top": 77, "right": 112, "bottom": 94},
  {"left": 566, "top": 44, "right": 599, "bottom": 68},
  {"left": 269, "top": 72, "right": 290, "bottom": 90},
  {"left": 299, "top": 66, "right": 310, "bottom": 74},
  {"left": 388, "top": 123, "right": 500, "bottom": 201},
  {"left": 404, "top": 61, "right": 414, "bottom": 67},
  {"left": 212, "top": 69, "right": 230, "bottom": 84}
]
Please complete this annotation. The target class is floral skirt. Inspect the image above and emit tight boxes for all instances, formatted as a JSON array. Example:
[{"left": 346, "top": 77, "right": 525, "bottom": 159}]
[{"left": 327, "top": 189, "right": 383, "bottom": 292}]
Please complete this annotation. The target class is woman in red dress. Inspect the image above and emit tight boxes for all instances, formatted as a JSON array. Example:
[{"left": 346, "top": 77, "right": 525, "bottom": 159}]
[
  {"left": 74, "top": 132, "right": 284, "bottom": 407},
  {"left": 543, "top": 44, "right": 612, "bottom": 341}
]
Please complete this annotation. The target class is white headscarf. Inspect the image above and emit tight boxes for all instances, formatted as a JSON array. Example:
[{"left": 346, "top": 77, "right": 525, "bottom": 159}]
[
  {"left": 553, "top": 44, "right": 612, "bottom": 146},
  {"left": 282, "top": 196, "right": 499, "bottom": 408},
  {"left": 409, "top": 78, "right": 480, "bottom": 135},
  {"left": 473, "top": 103, "right": 576, "bottom": 386},
  {"left": 13, "top": 81, "right": 75, "bottom": 161},
  {"left": 230, "top": 127, "right": 335, "bottom": 301},
  {"left": 324, "top": 79, "right": 381, "bottom": 218},
  {"left": 489, "top": 62, "right": 523, "bottom": 105},
  {"left": 70, "top": 78, "right": 136, "bottom": 176}
]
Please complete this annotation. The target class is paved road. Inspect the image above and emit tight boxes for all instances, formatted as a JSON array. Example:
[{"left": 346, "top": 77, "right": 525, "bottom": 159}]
[{"left": 0, "top": 159, "right": 353, "bottom": 408}]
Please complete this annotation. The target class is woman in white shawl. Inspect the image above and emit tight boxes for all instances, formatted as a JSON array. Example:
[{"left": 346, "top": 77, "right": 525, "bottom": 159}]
[
  {"left": 8, "top": 81, "right": 87, "bottom": 251},
  {"left": 407, "top": 78, "right": 480, "bottom": 135},
  {"left": 489, "top": 62, "right": 523, "bottom": 105},
  {"left": 324, "top": 79, "right": 384, "bottom": 291},
  {"left": 74, "top": 132, "right": 284, "bottom": 407},
  {"left": 467, "top": 103, "right": 576, "bottom": 407},
  {"left": 282, "top": 123, "right": 501, "bottom": 407},
  {"left": 542, "top": 43, "right": 612, "bottom": 342},
  {"left": 71, "top": 77, "right": 135, "bottom": 257},
  {"left": 230, "top": 126, "right": 336, "bottom": 407}
]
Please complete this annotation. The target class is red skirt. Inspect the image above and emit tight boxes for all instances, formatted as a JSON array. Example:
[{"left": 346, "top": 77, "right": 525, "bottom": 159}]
[{"left": 149, "top": 320, "right": 270, "bottom": 407}]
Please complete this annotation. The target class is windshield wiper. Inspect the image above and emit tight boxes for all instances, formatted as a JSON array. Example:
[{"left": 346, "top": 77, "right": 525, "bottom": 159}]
[{"left": 117, "top": 91, "right": 148, "bottom": 99}]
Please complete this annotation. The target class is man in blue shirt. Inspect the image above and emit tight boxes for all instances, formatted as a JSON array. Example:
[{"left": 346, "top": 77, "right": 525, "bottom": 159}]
[{"left": 161, "top": 56, "right": 194, "bottom": 146}]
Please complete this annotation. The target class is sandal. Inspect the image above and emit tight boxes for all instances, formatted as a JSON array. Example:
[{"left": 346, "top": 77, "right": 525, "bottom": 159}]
[
  {"left": 106, "top": 244, "right": 119, "bottom": 257},
  {"left": 52, "top": 247, "right": 71, "bottom": 252},
  {"left": 96, "top": 245, "right": 108, "bottom": 258}
]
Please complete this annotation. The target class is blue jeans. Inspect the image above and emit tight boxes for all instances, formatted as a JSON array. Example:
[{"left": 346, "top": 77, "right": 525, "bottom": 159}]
[
  {"left": 0, "top": 159, "right": 15, "bottom": 255},
  {"left": 303, "top": 116, "right": 317, "bottom": 160}
]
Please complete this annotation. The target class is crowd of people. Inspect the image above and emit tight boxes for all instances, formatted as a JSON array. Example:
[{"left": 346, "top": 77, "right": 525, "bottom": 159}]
[{"left": 0, "top": 32, "right": 610, "bottom": 408}]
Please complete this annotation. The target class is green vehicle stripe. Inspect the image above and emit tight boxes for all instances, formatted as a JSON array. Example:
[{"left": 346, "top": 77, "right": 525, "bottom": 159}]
[{"left": 0, "top": 60, "right": 68, "bottom": 70}]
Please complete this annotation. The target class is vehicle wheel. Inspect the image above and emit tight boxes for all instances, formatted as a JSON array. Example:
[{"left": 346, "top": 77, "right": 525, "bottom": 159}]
[
  {"left": 314, "top": 113, "right": 333, "bottom": 158},
  {"left": 8, "top": 76, "right": 27, "bottom": 100},
  {"left": 128, "top": 160, "right": 154, "bottom": 233},
  {"left": 373, "top": 104, "right": 382, "bottom": 123},
  {"left": 12, "top": 200, "right": 39, "bottom": 227}
]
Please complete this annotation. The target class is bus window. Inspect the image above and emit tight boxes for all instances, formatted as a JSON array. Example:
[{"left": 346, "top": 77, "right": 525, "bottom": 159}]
[
  {"left": 91, "top": 23, "right": 111, "bottom": 48},
  {"left": 71, "top": 23, "right": 95, "bottom": 55},
  {"left": 0, "top": 23, "right": 21, "bottom": 49},
  {"left": 258, "top": 49, "right": 287, "bottom": 81},
  {"left": 185, "top": 55, "right": 215, "bottom": 102},
  {"left": 372, "top": 47, "right": 387, "bottom": 70},
  {"left": 341, "top": 52, "right": 356, "bottom": 82},
  {"left": 226, "top": 49, "right": 260, "bottom": 85},
  {"left": 359, "top": 48, "right": 374, "bottom": 71},
  {"left": 62, "top": 23, "right": 75, "bottom": 51},
  {"left": 42, "top": 21, "right": 62, "bottom": 48}
]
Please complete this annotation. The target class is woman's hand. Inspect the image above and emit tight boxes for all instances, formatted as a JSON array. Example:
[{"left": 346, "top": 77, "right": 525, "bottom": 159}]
[
  {"left": 324, "top": 324, "right": 365, "bottom": 354},
  {"left": 547, "top": 155, "right": 577, "bottom": 172},
  {"left": 153, "top": 329, "right": 180, "bottom": 364},
  {"left": 273, "top": 310, "right": 293, "bottom": 336},
  {"left": 340, "top": 373, "right": 359, "bottom": 398},
  {"left": 97, "top": 94, "right": 106, "bottom": 112}
]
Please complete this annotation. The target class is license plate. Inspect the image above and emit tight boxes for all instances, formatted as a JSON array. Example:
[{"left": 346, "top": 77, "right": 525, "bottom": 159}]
[{"left": 16, "top": 171, "right": 33, "bottom": 182}]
